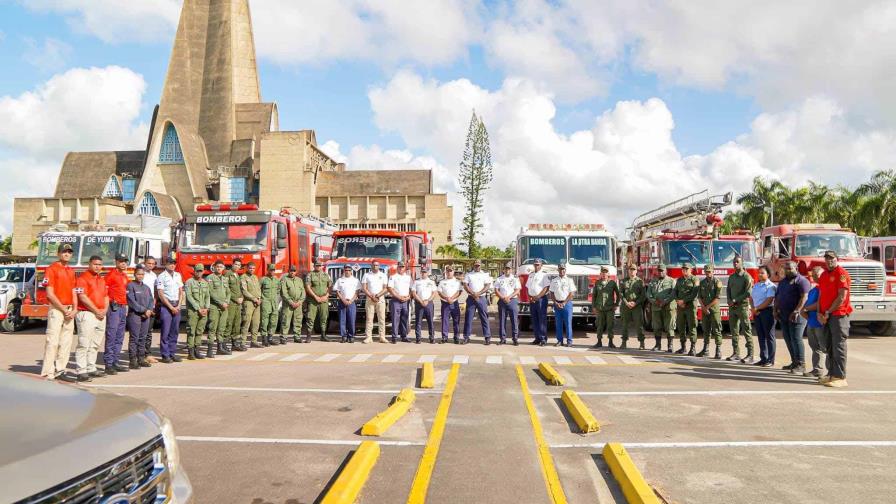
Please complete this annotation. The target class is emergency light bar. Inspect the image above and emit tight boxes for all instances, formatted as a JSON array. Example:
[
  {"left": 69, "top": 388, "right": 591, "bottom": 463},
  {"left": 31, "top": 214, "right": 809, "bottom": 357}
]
[
  {"left": 195, "top": 203, "right": 259, "bottom": 212},
  {"left": 791, "top": 223, "right": 848, "bottom": 231},
  {"left": 527, "top": 224, "right": 606, "bottom": 231}
]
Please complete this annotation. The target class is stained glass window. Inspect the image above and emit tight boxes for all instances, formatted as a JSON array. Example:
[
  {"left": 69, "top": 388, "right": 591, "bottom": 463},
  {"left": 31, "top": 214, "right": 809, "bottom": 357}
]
[
  {"left": 159, "top": 124, "right": 184, "bottom": 163},
  {"left": 102, "top": 176, "right": 122, "bottom": 198},
  {"left": 137, "top": 192, "right": 161, "bottom": 216}
]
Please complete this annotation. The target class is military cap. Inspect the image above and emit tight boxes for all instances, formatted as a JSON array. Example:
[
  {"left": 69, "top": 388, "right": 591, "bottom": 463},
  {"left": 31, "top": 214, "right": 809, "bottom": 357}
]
[
  {"left": 232, "top": 257, "right": 243, "bottom": 264},
  {"left": 193, "top": 263, "right": 205, "bottom": 272},
  {"left": 115, "top": 254, "right": 128, "bottom": 262},
  {"left": 343, "top": 264, "right": 352, "bottom": 270},
  {"left": 558, "top": 263, "right": 567, "bottom": 270},
  {"left": 600, "top": 266, "right": 609, "bottom": 272},
  {"left": 627, "top": 263, "right": 637, "bottom": 270},
  {"left": 704, "top": 264, "right": 714, "bottom": 272},
  {"left": 473, "top": 259, "right": 482, "bottom": 266},
  {"left": 533, "top": 258, "right": 544, "bottom": 265},
  {"left": 397, "top": 261, "right": 406, "bottom": 267},
  {"left": 657, "top": 264, "right": 667, "bottom": 271},
  {"left": 59, "top": 243, "right": 75, "bottom": 252},
  {"left": 823, "top": 249, "right": 838, "bottom": 259},
  {"left": 313, "top": 258, "right": 322, "bottom": 265},
  {"left": 289, "top": 265, "right": 297, "bottom": 272},
  {"left": 504, "top": 262, "right": 512, "bottom": 269},
  {"left": 681, "top": 262, "right": 693, "bottom": 269},
  {"left": 246, "top": 261, "right": 256, "bottom": 267},
  {"left": 213, "top": 260, "right": 224, "bottom": 267}
]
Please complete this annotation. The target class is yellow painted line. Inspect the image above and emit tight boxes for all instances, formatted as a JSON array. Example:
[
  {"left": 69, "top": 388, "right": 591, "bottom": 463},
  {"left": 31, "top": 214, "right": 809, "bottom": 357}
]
[
  {"left": 602, "top": 443, "right": 661, "bottom": 504},
  {"left": 361, "top": 388, "right": 416, "bottom": 436},
  {"left": 419, "top": 362, "right": 435, "bottom": 389},
  {"left": 320, "top": 440, "right": 381, "bottom": 504},
  {"left": 516, "top": 364, "right": 568, "bottom": 504},
  {"left": 537, "top": 362, "right": 565, "bottom": 385},
  {"left": 560, "top": 390, "right": 600, "bottom": 433},
  {"left": 406, "top": 363, "right": 461, "bottom": 504}
]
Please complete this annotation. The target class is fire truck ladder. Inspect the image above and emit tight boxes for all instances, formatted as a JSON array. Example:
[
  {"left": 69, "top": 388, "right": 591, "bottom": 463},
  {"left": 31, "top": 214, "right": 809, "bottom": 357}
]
[{"left": 630, "top": 189, "right": 732, "bottom": 239}]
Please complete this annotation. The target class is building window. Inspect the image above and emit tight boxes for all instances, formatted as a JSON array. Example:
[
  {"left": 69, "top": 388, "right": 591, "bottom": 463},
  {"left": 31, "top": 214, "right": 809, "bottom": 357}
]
[
  {"left": 102, "top": 176, "right": 122, "bottom": 198},
  {"left": 121, "top": 177, "right": 137, "bottom": 201},
  {"left": 227, "top": 176, "right": 247, "bottom": 202},
  {"left": 159, "top": 124, "right": 184, "bottom": 164},
  {"left": 137, "top": 192, "right": 161, "bottom": 216}
]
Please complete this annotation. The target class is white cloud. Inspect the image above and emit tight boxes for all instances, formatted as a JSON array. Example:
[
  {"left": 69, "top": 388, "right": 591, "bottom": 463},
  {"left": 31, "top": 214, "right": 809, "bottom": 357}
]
[
  {"left": 22, "top": 37, "right": 72, "bottom": 72},
  {"left": 25, "top": 0, "right": 181, "bottom": 43}
]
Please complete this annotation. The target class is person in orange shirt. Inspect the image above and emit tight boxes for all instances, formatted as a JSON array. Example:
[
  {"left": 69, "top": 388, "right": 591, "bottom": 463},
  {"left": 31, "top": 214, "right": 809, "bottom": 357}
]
[
  {"left": 103, "top": 254, "right": 131, "bottom": 373},
  {"left": 817, "top": 250, "right": 853, "bottom": 388},
  {"left": 75, "top": 255, "right": 109, "bottom": 381},
  {"left": 40, "top": 242, "right": 77, "bottom": 381}
]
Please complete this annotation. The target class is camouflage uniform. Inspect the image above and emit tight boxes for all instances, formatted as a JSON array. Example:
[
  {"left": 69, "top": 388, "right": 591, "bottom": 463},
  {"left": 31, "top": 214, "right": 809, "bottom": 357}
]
[
  {"left": 619, "top": 274, "right": 647, "bottom": 347},
  {"left": 305, "top": 270, "right": 333, "bottom": 340},
  {"left": 241, "top": 272, "right": 262, "bottom": 345},
  {"left": 260, "top": 274, "right": 281, "bottom": 345},
  {"left": 647, "top": 271, "right": 676, "bottom": 351},
  {"left": 674, "top": 270, "right": 700, "bottom": 354},
  {"left": 207, "top": 271, "right": 230, "bottom": 356},
  {"left": 697, "top": 269, "right": 724, "bottom": 358},
  {"left": 280, "top": 274, "right": 306, "bottom": 343},
  {"left": 591, "top": 277, "right": 619, "bottom": 347},
  {"left": 727, "top": 269, "right": 755, "bottom": 359},
  {"left": 223, "top": 268, "right": 243, "bottom": 346},
  {"left": 184, "top": 272, "right": 209, "bottom": 358}
]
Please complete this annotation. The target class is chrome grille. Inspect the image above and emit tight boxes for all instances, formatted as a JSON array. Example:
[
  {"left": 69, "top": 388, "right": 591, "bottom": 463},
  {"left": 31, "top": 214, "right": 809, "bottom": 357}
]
[
  {"left": 843, "top": 264, "right": 885, "bottom": 297},
  {"left": 571, "top": 275, "right": 591, "bottom": 302},
  {"left": 20, "top": 436, "right": 169, "bottom": 504},
  {"left": 328, "top": 266, "right": 372, "bottom": 285}
]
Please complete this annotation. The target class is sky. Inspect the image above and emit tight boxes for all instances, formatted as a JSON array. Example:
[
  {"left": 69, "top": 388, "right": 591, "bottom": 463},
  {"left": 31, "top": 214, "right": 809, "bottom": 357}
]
[{"left": 1, "top": 0, "right": 895, "bottom": 247}]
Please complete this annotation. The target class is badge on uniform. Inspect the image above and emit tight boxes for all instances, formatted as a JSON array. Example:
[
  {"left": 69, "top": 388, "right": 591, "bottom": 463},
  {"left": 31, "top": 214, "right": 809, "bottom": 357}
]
[{"left": 839, "top": 275, "right": 847, "bottom": 283}]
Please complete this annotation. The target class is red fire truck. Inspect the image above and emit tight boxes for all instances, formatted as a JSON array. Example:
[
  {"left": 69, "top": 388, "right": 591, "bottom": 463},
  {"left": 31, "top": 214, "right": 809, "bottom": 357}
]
[
  {"left": 630, "top": 190, "right": 760, "bottom": 325},
  {"left": 761, "top": 225, "right": 896, "bottom": 335},
  {"left": 173, "top": 204, "right": 335, "bottom": 280}
]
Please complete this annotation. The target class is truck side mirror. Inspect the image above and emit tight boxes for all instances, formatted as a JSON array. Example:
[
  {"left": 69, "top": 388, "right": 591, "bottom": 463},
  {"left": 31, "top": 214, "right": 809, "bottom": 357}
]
[{"left": 419, "top": 243, "right": 428, "bottom": 260}]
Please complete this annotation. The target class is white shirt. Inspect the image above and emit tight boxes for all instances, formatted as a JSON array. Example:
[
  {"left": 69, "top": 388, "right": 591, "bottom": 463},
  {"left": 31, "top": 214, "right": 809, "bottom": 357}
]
[
  {"left": 362, "top": 270, "right": 388, "bottom": 295},
  {"left": 550, "top": 275, "right": 577, "bottom": 301},
  {"left": 413, "top": 278, "right": 437, "bottom": 301},
  {"left": 526, "top": 269, "right": 551, "bottom": 297},
  {"left": 388, "top": 273, "right": 412, "bottom": 297},
  {"left": 495, "top": 274, "right": 522, "bottom": 298},
  {"left": 156, "top": 270, "right": 183, "bottom": 302},
  {"left": 438, "top": 278, "right": 462, "bottom": 298},
  {"left": 142, "top": 269, "right": 158, "bottom": 296},
  {"left": 464, "top": 270, "right": 493, "bottom": 293},
  {"left": 334, "top": 276, "right": 361, "bottom": 300}
]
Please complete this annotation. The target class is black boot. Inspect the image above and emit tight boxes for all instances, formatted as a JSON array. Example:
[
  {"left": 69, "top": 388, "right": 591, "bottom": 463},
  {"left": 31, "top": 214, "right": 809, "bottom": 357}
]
[
  {"left": 638, "top": 340, "right": 645, "bottom": 350},
  {"left": 129, "top": 358, "right": 140, "bottom": 370},
  {"left": 608, "top": 339, "right": 616, "bottom": 348},
  {"left": 713, "top": 346, "right": 722, "bottom": 360},
  {"left": 687, "top": 341, "right": 696, "bottom": 356},
  {"left": 207, "top": 342, "right": 215, "bottom": 358},
  {"left": 593, "top": 338, "right": 603, "bottom": 348},
  {"left": 666, "top": 337, "right": 673, "bottom": 353},
  {"left": 251, "top": 340, "right": 262, "bottom": 348},
  {"left": 188, "top": 348, "right": 196, "bottom": 360},
  {"left": 294, "top": 335, "right": 301, "bottom": 343},
  {"left": 280, "top": 336, "right": 287, "bottom": 345},
  {"left": 675, "top": 340, "right": 686, "bottom": 354},
  {"left": 741, "top": 351, "right": 755, "bottom": 364},
  {"left": 696, "top": 343, "right": 708, "bottom": 357},
  {"left": 219, "top": 342, "right": 231, "bottom": 355},
  {"left": 321, "top": 333, "right": 330, "bottom": 342},
  {"left": 621, "top": 339, "right": 628, "bottom": 349},
  {"left": 651, "top": 338, "right": 662, "bottom": 351},
  {"left": 194, "top": 346, "right": 205, "bottom": 359}
]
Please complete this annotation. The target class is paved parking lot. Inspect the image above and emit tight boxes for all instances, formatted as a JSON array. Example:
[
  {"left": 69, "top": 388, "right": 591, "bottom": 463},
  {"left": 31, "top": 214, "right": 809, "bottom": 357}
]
[{"left": 3, "top": 322, "right": 896, "bottom": 503}]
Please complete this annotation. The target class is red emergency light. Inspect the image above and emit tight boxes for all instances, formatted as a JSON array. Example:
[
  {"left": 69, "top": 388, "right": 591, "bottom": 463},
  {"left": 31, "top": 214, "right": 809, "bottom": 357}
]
[
  {"left": 528, "top": 223, "right": 606, "bottom": 231},
  {"left": 195, "top": 203, "right": 259, "bottom": 212}
]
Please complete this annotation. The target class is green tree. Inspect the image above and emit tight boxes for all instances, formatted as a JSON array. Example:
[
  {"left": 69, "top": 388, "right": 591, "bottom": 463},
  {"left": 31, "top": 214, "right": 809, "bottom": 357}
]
[
  {"left": 854, "top": 170, "right": 896, "bottom": 236},
  {"left": 0, "top": 235, "right": 11, "bottom": 255},
  {"left": 457, "top": 110, "right": 493, "bottom": 258},
  {"left": 436, "top": 244, "right": 466, "bottom": 259}
]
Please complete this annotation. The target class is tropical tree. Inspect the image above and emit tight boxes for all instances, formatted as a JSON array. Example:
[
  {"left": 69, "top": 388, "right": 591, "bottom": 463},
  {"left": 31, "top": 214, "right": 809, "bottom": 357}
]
[
  {"left": 854, "top": 170, "right": 896, "bottom": 236},
  {"left": 436, "top": 244, "right": 466, "bottom": 259},
  {"left": 0, "top": 235, "right": 11, "bottom": 255},
  {"left": 457, "top": 110, "right": 493, "bottom": 257}
]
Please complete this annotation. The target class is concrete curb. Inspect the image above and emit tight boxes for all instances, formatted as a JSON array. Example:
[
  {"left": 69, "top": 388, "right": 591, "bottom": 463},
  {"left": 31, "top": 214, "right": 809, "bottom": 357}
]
[
  {"left": 320, "top": 440, "right": 381, "bottom": 504},
  {"left": 361, "top": 388, "right": 416, "bottom": 436},
  {"left": 560, "top": 390, "right": 600, "bottom": 433},
  {"left": 602, "top": 442, "right": 660, "bottom": 504},
  {"left": 419, "top": 362, "right": 434, "bottom": 389},
  {"left": 538, "top": 362, "right": 565, "bottom": 385}
]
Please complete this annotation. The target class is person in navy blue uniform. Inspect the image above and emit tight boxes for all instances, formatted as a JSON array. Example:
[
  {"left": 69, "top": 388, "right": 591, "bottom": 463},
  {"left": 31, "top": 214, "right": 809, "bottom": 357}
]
[{"left": 126, "top": 265, "right": 155, "bottom": 369}]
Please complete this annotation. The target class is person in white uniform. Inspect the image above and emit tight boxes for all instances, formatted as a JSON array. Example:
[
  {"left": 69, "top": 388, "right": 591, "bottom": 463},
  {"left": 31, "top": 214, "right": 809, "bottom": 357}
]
[
  {"left": 412, "top": 268, "right": 437, "bottom": 343},
  {"left": 334, "top": 265, "right": 361, "bottom": 343},
  {"left": 526, "top": 258, "right": 551, "bottom": 346},
  {"left": 437, "top": 266, "right": 462, "bottom": 344},
  {"left": 495, "top": 263, "right": 522, "bottom": 345},
  {"left": 463, "top": 259, "right": 493, "bottom": 345},
  {"left": 387, "top": 262, "right": 412, "bottom": 343},
  {"left": 361, "top": 261, "right": 389, "bottom": 344},
  {"left": 550, "top": 263, "right": 577, "bottom": 346}
]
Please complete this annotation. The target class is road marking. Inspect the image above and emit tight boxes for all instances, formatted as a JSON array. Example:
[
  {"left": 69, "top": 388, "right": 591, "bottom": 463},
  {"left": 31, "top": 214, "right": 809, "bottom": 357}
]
[
  {"left": 530, "top": 390, "right": 896, "bottom": 397},
  {"left": 406, "top": 363, "right": 461, "bottom": 504},
  {"left": 551, "top": 440, "right": 896, "bottom": 449},
  {"left": 615, "top": 355, "right": 643, "bottom": 365},
  {"left": 248, "top": 352, "right": 277, "bottom": 361},
  {"left": 383, "top": 354, "right": 403, "bottom": 363},
  {"left": 315, "top": 353, "right": 340, "bottom": 362},
  {"left": 552, "top": 356, "right": 572, "bottom": 365},
  {"left": 215, "top": 353, "right": 239, "bottom": 360},
  {"left": 486, "top": 355, "right": 503, "bottom": 365},
  {"left": 349, "top": 353, "right": 373, "bottom": 363},
  {"left": 585, "top": 356, "right": 606, "bottom": 365},
  {"left": 452, "top": 355, "right": 469, "bottom": 364},
  {"left": 418, "top": 354, "right": 436, "bottom": 363},
  {"left": 519, "top": 356, "right": 537, "bottom": 365},
  {"left": 177, "top": 436, "right": 423, "bottom": 447},
  {"left": 88, "top": 384, "right": 443, "bottom": 394},
  {"left": 280, "top": 353, "right": 309, "bottom": 362},
  {"left": 515, "top": 364, "right": 568, "bottom": 503}
]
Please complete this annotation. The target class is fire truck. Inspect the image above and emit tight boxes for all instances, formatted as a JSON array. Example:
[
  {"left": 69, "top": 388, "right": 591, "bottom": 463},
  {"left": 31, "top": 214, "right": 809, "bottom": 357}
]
[
  {"left": 629, "top": 190, "right": 759, "bottom": 326},
  {"left": 22, "top": 215, "right": 172, "bottom": 320},
  {"left": 865, "top": 237, "right": 896, "bottom": 277},
  {"left": 173, "top": 204, "right": 335, "bottom": 280},
  {"left": 514, "top": 224, "right": 618, "bottom": 330},
  {"left": 324, "top": 229, "right": 432, "bottom": 320},
  {"left": 761, "top": 224, "right": 896, "bottom": 335}
]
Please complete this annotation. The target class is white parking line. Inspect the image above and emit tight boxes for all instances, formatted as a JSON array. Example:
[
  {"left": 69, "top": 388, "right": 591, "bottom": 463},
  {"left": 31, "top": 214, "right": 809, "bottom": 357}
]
[
  {"left": 215, "top": 354, "right": 239, "bottom": 360},
  {"left": 453, "top": 355, "right": 469, "bottom": 364},
  {"left": 485, "top": 355, "right": 503, "bottom": 365},
  {"left": 88, "top": 384, "right": 443, "bottom": 394},
  {"left": 248, "top": 352, "right": 277, "bottom": 361},
  {"left": 315, "top": 353, "right": 340, "bottom": 362},
  {"left": 349, "top": 353, "right": 372, "bottom": 363},
  {"left": 549, "top": 440, "right": 896, "bottom": 449},
  {"left": 280, "top": 353, "right": 309, "bottom": 362},
  {"left": 382, "top": 354, "right": 403, "bottom": 363},
  {"left": 530, "top": 390, "right": 896, "bottom": 396},
  {"left": 177, "top": 435, "right": 425, "bottom": 447},
  {"left": 552, "top": 356, "right": 572, "bottom": 365},
  {"left": 616, "top": 355, "right": 643, "bottom": 365},
  {"left": 519, "top": 356, "right": 537, "bottom": 365},
  {"left": 418, "top": 354, "right": 436, "bottom": 363},
  {"left": 585, "top": 356, "right": 606, "bottom": 365}
]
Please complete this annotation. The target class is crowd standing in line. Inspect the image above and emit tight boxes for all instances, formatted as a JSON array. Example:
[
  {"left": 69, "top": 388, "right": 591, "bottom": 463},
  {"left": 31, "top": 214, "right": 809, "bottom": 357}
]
[{"left": 39, "top": 249, "right": 853, "bottom": 388}]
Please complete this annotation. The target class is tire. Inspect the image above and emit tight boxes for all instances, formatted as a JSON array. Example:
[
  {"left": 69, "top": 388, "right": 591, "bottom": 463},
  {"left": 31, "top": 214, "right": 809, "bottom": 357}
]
[
  {"left": 868, "top": 321, "right": 896, "bottom": 336},
  {"left": 1, "top": 302, "right": 28, "bottom": 332}
]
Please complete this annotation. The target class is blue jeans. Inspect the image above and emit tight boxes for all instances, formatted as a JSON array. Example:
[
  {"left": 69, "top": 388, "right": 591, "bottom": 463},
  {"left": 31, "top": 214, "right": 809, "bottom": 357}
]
[
  {"left": 554, "top": 302, "right": 573, "bottom": 343},
  {"left": 779, "top": 314, "right": 807, "bottom": 365},
  {"left": 339, "top": 301, "right": 356, "bottom": 339},
  {"left": 531, "top": 297, "right": 548, "bottom": 342},
  {"left": 754, "top": 308, "right": 776, "bottom": 364}
]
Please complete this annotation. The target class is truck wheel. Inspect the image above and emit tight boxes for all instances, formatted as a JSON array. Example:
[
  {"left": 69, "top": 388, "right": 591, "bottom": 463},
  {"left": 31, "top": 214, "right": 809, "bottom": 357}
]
[
  {"left": 1, "top": 302, "right": 27, "bottom": 332},
  {"left": 519, "top": 316, "right": 531, "bottom": 332},
  {"left": 869, "top": 321, "right": 896, "bottom": 336}
]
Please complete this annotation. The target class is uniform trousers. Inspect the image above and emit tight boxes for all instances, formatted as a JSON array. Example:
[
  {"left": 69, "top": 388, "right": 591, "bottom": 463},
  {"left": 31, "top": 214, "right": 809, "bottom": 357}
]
[
  {"left": 127, "top": 312, "right": 151, "bottom": 360},
  {"left": 530, "top": 297, "right": 548, "bottom": 342},
  {"left": 554, "top": 302, "right": 573, "bottom": 344},
  {"left": 497, "top": 298, "right": 519, "bottom": 342},
  {"left": 824, "top": 315, "right": 850, "bottom": 379},
  {"left": 103, "top": 306, "right": 128, "bottom": 368},
  {"left": 75, "top": 311, "right": 105, "bottom": 374},
  {"left": 365, "top": 297, "right": 387, "bottom": 343},
  {"left": 415, "top": 301, "right": 435, "bottom": 341},
  {"left": 754, "top": 307, "right": 776, "bottom": 364},
  {"left": 390, "top": 299, "right": 410, "bottom": 341},
  {"left": 441, "top": 300, "right": 460, "bottom": 341},
  {"left": 338, "top": 301, "right": 357, "bottom": 340},
  {"left": 159, "top": 303, "right": 181, "bottom": 358},
  {"left": 42, "top": 307, "right": 75, "bottom": 377},
  {"left": 463, "top": 296, "right": 491, "bottom": 341},
  {"left": 806, "top": 325, "right": 826, "bottom": 373}
]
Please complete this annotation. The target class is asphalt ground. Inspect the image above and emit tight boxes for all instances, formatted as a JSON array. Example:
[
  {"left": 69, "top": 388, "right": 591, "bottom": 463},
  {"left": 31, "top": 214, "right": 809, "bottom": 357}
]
[{"left": 3, "top": 318, "right": 896, "bottom": 504}]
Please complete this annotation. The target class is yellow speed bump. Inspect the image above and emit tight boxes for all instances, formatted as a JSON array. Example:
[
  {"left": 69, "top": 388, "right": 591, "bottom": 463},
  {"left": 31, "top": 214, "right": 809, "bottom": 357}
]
[
  {"left": 602, "top": 443, "right": 660, "bottom": 504},
  {"left": 419, "top": 362, "right": 435, "bottom": 389},
  {"left": 320, "top": 440, "right": 381, "bottom": 504},
  {"left": 361, "top": 388, "right": 416, "bottom": 436},
  {"left": 560, "top": 390, "right": 600, "bottom": 433},
  {"left": 538, "top": 362, "right": 565, "bottom": 385}
]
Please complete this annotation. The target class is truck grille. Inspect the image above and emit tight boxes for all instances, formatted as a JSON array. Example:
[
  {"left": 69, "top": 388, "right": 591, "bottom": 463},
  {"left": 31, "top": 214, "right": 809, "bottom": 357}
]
[
  {"left": 328, "top": 266, "right": 372, "bottom": 285},
  {"left": 572, "top": 275, "right": 591, "bottom": 302},
  {"left": 843, "top": 265, "right": 885, "bottom": 297},
  {"left": 19, "top": 436, "right": 169, "bottom": 504}
]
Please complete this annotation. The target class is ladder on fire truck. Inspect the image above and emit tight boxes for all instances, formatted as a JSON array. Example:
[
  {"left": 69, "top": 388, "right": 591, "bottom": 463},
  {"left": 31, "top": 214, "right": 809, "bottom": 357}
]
[{"left": 630, "top": 189, "right": 732, "bottom": 240}]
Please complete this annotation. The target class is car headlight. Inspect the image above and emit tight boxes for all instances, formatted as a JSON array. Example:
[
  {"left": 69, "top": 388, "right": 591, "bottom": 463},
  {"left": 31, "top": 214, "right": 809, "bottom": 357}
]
[
  {"left": 0, "top": 286, "right": 8, "bottom": 294},
  {"left": 161, "top": 418, "right": 181, "bottom": 474}
]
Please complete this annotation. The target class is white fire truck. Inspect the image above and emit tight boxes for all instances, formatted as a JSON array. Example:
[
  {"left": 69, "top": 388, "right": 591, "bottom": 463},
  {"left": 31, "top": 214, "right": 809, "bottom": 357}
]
[{"left": 514, "top": 224, "right": 617, "bottom": 330}]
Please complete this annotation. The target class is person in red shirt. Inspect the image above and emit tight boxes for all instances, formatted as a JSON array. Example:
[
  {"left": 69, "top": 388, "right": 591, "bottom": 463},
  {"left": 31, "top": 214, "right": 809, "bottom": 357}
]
[
  {"left": 41, "top": 242, "right": 78, "bottom": 381},
  {"left": 817, "top": 249, "right": 852, "bottom": 388},
  {"left": 74, "top": 255, "right": 109, "bottom": 380},
  {"left": 103, "top": 254, "right": 131, "bottom": 373}
]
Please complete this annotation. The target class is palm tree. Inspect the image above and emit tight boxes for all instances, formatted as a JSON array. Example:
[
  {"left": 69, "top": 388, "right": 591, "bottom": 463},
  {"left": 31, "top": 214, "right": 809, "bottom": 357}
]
[{"left": 854, "top": 170, "right": 896, "bottom": 236}]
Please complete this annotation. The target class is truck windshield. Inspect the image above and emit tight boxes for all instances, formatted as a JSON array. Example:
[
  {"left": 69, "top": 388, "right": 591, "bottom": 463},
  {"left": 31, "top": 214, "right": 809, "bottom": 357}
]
[
  {"left": 664, "top": 240, "right": 710, "bottom": 266},
  {"left": 36, "top": 235, "right": 82, "bottom": 266},
  {"left": 519, "top": 236, "right": 566, "bottom": 265},
  {"left": 568, "top": 237, "right": 614, "bottom": 265},
  {"left": 0, "top": 267, "right": 30, "bottom": 283},
  {"left": 795, "top": 233, "right": 861, "bottom": 258},
  {"left": 712, "top": 240, "right": 757, "bottom": 267},
  {"left": 181, "top": 223, "right": 269, "bottom": 252},
  {"left": 79, "top": 236, "right": 134, "bottom": 266},
  {"left": 333, "top": 236, "right": 402, "bottom": 260}
]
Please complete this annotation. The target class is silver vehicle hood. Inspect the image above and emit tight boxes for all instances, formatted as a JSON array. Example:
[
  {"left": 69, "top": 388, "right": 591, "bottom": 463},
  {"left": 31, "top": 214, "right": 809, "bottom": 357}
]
[{"left": 0, "top": 371, "right": 163, "bottom": 501}]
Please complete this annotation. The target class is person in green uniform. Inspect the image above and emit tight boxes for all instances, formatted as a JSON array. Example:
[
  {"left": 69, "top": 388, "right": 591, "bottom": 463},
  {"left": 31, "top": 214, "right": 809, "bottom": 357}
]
[
  {"left": 207, "top": 260, "right": 231, "bottom": 357},
  {"left": 726, "top": 255, "right": 755, "bottom": 363},
  {"left": 259, "top": 264, "right": 281, "bottom": 347},
  {"left": 647, "top": 264, "right": 676, "bottom": 352},
  {"left": 591, "top": 266, "right": 619, "bottom": 348},
  {"left": 184, "top": 263, "right": 209, "bottom": 360},
  {"left": 305, "top": 259, "right": 333, "bottom": 342},
  {"left": 619, "top": 264, "right": 647, "bottom": 349},
  {"left": 241, "top": 262, "right": 262, "bottom": 348},
  {"left": 280, "top": 265, "right": 306, "bottom": 344},
  {"left": 223, "top": 259, "right": 245, "bottom": 352},
  {"left": 674, "top": 262, "right": 700, "bottom": 355},
  {"left": 697, "top": 264, "right": 724, "bottom": 359}
]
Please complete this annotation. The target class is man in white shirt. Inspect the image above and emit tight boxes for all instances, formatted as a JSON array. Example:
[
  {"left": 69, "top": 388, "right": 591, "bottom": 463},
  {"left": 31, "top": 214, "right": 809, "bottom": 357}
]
[
  {"left": 438, "top": 266, "right": 462, "bottom": 344},
  {"left": 141, "top": 256, "right": 159, "bottom": 362},
  {"left": 495, "top": 263, "right": 522, "bottom": 345},
  {"left": 156, "top": 257, "right": 184, "bottom": 362},
  {"left": 463, "top": 259, "right": 493, "bottom": 344},
  {"left": 334, "top": 265, "right": 361, "bottom": 343},
  {"left": 412, "top": 268, "right": 437, "bottom": 343},
  {"left": 387, "top": 262, "right": 412, "bottom": 343},
  {"left": 550, "top": 263, "right": 577, "bottom": 347},
  {"left": 526, "top": 258, "right": 551, "bottom": 346},
  {"left": 361, "top": 261, "right": 389, "bottom": 344}
]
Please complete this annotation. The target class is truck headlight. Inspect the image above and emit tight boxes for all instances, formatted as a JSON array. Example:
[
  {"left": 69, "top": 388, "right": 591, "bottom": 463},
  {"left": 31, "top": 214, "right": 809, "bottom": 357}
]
[
  {"left": 0, "top": 286, "right": 8, "bottom": 294},
  {"left": 161, "top": 418, "right": 181, "bottom": 474}
]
